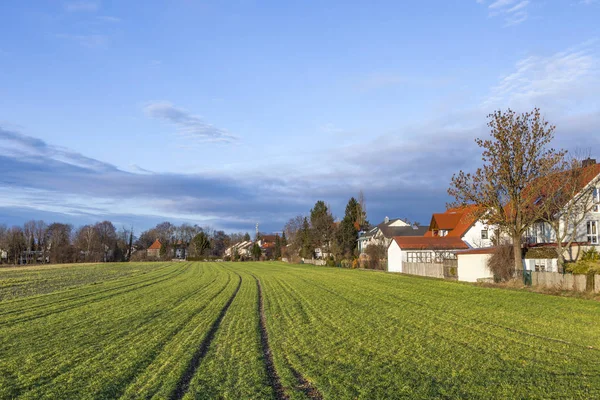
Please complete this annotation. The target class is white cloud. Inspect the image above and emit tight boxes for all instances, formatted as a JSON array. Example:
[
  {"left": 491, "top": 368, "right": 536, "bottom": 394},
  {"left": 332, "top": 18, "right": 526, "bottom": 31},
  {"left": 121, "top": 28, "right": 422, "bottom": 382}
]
[
  {"left": 144, "top": 102, "right": 239, "bottom": 144},
  {"left": 479, "top": 0, "right": 530, "bottom": 26},
  {"left": 64, "top": 1, "right": 100, "bottom": 12},
  {"left": 483, "top": 41, "right": 600, "bottom": 111}
]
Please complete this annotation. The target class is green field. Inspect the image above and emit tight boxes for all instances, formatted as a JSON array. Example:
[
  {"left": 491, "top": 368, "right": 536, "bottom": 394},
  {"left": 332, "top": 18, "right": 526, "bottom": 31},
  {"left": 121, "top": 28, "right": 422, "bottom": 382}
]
[{"left": 1, "top": 262, "right": 600, "bottom": 399}]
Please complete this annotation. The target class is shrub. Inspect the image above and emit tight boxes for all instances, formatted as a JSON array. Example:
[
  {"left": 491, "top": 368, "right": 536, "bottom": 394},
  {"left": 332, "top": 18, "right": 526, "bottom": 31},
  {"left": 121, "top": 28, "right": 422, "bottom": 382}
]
[
  {"left": 487, "top": 245, "right": 515, "bottom": 282},
  {"left": 566, "top": 248, "right": 600, "bottom": 275},
  {"left": 365, "top": 244, "right": 387, "bottom": 270}
]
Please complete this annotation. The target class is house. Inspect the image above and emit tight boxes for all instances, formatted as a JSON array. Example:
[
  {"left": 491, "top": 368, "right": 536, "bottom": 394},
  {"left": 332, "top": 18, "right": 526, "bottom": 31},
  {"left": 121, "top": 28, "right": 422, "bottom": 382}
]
[
  {"left": 387, "top": 236, "right": 469, "bottom": 273},
  {"left": 224, "top": 240, "right": 253, "bottom": 258},
  {"left": 358, "top": 217, "right": 427, "bottom": 253},
  {"left": 173, "top": 241, "right": 188, "bottom": 260},
  {"left": 387, "top": 205, "right": 493, "bottom": 276},
  {"left": 524, "top": 159, "right": 600, "bottom": 253},
  {"left": 424, "top": 205, "right": 495, "bottom": 249},
  {"left": 147, "top": 239, "right": 162, "bottom": 258}
]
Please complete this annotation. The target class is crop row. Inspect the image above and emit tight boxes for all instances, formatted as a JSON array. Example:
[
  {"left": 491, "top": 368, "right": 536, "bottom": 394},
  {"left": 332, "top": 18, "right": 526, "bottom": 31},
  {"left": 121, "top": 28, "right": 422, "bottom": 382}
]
[{"left": 2, "top": 261, "right": 600, "bottom": 399}]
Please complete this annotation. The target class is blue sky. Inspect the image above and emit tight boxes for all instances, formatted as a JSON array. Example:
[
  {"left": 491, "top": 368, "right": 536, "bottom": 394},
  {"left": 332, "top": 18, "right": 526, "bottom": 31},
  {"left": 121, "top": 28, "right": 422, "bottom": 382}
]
[{"left": 1, "top": 0, "right": 599, "bottom": 233}]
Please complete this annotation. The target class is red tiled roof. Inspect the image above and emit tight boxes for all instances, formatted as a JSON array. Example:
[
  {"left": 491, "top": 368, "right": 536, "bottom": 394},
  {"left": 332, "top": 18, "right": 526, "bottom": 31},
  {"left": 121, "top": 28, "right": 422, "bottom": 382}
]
[
  {"left": 148, "top": 239, "right": 162, "bottom": 250},
  {"left": 391, "top": 236, "right": 469, "bottom": 250},
  {"left": 424, "top": 204, "right": 481, "bottom": 238},
  {"left": 261, "top": 235, "right": 278, "bottom": 243}
]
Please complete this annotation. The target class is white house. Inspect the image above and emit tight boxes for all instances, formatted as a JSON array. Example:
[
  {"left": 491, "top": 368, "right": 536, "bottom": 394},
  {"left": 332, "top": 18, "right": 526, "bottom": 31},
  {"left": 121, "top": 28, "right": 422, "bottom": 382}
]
[
  {"left": 425, "top": 205, "right": 495, "bottom": 249},
  {"left": 524, "top": 159, "right": 600, "bottom": 255},
  {"left": 387, "top": 236, "right": 469, "bottom": 273},
  {"left": 224, "top": 240, "right": 253, "bottom": 258},
  {"left": 358, "top": 217, "right": 427, "bottom": 254}
]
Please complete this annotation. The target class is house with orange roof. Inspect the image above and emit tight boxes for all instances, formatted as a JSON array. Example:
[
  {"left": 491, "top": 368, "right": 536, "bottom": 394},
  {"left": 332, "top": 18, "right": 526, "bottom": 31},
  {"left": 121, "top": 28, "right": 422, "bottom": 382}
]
[
  {"left": 424, "top": 204, "right": 495, "bottom": 249},
  {"left": 147, "top": 239, "right": 162, "bottom": 258},
  {"left": 387, "top": 205, "right": 495, "bottom": 274},
  {"left": 524, "top": 158, "right": 600, "bottom": 248}
]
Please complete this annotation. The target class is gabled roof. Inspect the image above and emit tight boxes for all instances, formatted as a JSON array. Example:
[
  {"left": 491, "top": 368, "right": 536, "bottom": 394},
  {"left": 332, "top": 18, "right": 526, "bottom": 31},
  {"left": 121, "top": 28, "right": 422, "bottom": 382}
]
[
  {"left": 261, "top": 235, "right": 278, "bottom": 243},
  {"left": 376, "top": 220, "right": 427, "bottom": 238},
  {"left": 391, "top": 236, "right": 469, "bottom": 250},
  {"left": 424, "top": 205, "right": 481, "bottom": 238},
  {"left": 148, "top": 239, "right": 162, "bottom": 250}
]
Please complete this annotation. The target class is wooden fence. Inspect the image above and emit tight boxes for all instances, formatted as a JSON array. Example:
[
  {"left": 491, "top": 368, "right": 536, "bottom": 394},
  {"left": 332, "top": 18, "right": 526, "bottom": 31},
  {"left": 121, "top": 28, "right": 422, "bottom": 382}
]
[
  {"left": 402, "top": 262, "right": 444, "bottom": 279},
  {"left": 530, "top": 272, "right": 600, "bottom": 293}
]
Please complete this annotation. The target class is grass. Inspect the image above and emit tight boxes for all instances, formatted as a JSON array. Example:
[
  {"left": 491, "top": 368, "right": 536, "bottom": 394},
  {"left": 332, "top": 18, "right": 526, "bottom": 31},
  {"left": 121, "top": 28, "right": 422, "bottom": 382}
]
[{"left": 1, "top": 261, "right": 600, "bottom": 399}]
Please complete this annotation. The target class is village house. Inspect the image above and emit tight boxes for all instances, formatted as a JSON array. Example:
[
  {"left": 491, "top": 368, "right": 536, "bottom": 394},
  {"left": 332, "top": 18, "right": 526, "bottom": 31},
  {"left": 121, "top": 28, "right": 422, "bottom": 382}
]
[
  {"left": 224, "top": 240, "right": 253, "bottom": 258},
  {"left": 387, "top": 205, "right": 494, "bottom": 277},
  {"left": 358, "top": 217, "right": 427, "bottom": 254},
  {"left": 523, "top": 159, "right": 600, "bottom": 251},
  {"left": 147, "top": 239, "right": 161, "bottom": 258}
]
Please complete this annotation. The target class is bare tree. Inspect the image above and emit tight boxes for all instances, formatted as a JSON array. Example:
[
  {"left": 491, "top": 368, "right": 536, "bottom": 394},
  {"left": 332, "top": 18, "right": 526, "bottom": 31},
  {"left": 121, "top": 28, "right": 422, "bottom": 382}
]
[
  {"left": 0, "top": 224, "right": 7, "bottom": 263},
  {"left": 74, "top": 225, "right": 98, "bottom": 262},
  {"left": 34, "top": 220, "right": 48, "bottom": 263},
  {"left": 94, "top": 221, "right": 117, "bottom": 262},
  {"left": 7, "top": 226, "right": 26, "bottom": 264},
  {"left": 448, "top": 108, "right": 565, "bottom": 271},
  {"left": 23, "top": 220, "right": 36, "bottom": 252}
]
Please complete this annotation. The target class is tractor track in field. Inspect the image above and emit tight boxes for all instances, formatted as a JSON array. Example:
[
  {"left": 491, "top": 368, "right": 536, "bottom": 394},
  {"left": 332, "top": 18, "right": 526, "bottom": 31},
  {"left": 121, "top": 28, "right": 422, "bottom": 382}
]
[
  {"left": 289, "top": 365, "right": 323, "bottom": 400},
  {"left": 170, "top": 272, "right": 242, "bottom": 400},
  {"left": 253, "top": 276, "right": 289, "bottom": 400}
]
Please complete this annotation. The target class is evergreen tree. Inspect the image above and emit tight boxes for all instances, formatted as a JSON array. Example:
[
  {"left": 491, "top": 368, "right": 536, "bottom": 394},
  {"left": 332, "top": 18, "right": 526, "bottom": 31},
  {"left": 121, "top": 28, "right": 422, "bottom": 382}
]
[
  {"left": 274, "top": 234, "right": 282, "bottom": 259},
  {"left": 243, "top": 232, "right": 251, "bottom": 242},
  {"left": 300, "top": 217, "right": 313, "bottom": 259},
  {"left": 335, "top": 197, "right": 360, "bottom": 259},
  {"left": 191, "top": 232, "right": 211, "bottom": 257},
  {"left": 251, "top": 242, "right": 262, "bottom": 260}
]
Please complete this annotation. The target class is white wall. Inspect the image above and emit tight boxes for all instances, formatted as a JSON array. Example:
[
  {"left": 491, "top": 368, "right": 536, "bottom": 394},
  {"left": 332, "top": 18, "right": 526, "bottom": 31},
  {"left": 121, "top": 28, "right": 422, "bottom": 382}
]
[
  {"left": 462, "top": 221, "right": 495, "bottom": 248},
  {"left": 387, "top": 241, "right": 403, "bottom": 272},
  {"left": 457, "top": 254, "right": 494, "bottom": 282},
  {"left": 523, "top": 258, "right": 558, "bottom": 273}
]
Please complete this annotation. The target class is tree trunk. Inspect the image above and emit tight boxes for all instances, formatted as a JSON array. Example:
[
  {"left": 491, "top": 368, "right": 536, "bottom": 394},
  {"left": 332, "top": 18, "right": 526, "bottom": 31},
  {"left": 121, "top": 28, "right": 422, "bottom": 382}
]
[{"left": 512, "top": 233, "right": 523, "bottom": 272}]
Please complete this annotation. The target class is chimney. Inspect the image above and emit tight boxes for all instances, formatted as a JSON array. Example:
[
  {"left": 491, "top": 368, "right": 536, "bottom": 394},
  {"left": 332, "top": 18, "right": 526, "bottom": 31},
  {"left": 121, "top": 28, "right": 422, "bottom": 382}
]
[
  {"left": 583, "top": 158, "right": 597, "bottom": 168},
  {"left": 384, "top": 216, "right": 389, "bottom": 224}
]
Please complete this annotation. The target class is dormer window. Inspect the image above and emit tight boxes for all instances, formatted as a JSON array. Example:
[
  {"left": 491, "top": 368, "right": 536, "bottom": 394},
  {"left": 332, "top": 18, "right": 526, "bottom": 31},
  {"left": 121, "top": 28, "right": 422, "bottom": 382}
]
[{"left": 440, "top": 230, "right": 448, "bottom": 237}]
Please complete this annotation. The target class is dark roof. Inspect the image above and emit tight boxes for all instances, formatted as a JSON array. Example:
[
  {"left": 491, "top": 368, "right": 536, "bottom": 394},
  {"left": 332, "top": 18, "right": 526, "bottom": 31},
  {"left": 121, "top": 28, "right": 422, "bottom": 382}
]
[{"left": 377, "top": 223, "right": 427, "bottom": 238}]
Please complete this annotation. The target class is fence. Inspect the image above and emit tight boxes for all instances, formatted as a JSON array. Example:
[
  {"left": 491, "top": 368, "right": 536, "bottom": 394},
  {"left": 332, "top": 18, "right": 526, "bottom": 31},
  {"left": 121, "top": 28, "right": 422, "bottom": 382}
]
[
  {"left": 402, "top": 262, "right": 444, "bottom": 279},
  {"left": 529, "top": 271, "right": 600, "bottom": 293},
  {"left": 301, "top": 258, "right": 326, "bottom": 266}
]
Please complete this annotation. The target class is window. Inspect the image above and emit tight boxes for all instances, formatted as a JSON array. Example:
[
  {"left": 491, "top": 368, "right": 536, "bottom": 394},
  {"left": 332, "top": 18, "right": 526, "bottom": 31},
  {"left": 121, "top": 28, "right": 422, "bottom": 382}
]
[
  {"left": 593, "top": 188, "right": 600, "bottom": 212},
  {"left": 534, "top": 259, "right": 547, "bottom": 272},
  {"left": 481, "top": 229, "right": 489, "bottom": 240},
  {"left": 587, "top": 221, "right": 598, "bottom": 244},
  {"left": 440, "top": 230, "right": 448, "bottom": 237},
  {"left": 406, "top": 252, "right": 433, "bottom": 263}
]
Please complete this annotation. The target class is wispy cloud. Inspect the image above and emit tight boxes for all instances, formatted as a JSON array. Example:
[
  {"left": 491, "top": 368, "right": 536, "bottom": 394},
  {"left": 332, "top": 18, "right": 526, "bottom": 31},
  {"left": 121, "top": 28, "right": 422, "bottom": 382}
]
[
  {"left": 478, "top": 0, "right": 531, "bottom": 26},
  {"left": 483, "top": 40, "right": 600, "bottom": 110},
  {"left": 56, "top": 33, "right": 108, "bottom": 48},
  {"left": 144, "top": 102, "right": 239, "bottom": 144},
  {"left": 64, "top": 1, "right": 100, "bottom": 12}
]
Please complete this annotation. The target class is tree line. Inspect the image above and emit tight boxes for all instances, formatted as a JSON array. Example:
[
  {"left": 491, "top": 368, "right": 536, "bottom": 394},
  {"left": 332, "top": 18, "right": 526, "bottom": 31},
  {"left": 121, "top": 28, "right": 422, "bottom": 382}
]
[{"left": 0, "top": 220, "right": 253, "bottom": 265}]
